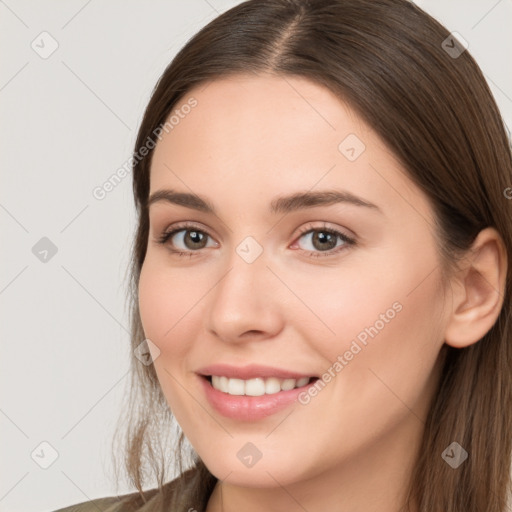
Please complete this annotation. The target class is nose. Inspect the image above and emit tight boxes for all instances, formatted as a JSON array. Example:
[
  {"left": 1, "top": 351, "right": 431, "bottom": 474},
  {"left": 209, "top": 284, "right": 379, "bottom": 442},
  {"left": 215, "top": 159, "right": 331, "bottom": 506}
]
[{"left": 204, "top": 248, "right": 284, "bottom": 344}]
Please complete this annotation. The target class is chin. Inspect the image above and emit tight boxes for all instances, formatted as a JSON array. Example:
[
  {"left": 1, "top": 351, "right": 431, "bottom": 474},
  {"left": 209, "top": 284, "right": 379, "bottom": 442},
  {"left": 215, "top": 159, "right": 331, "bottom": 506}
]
[{"left": 194, "top": 439, "right": 316, "bottom": 489}]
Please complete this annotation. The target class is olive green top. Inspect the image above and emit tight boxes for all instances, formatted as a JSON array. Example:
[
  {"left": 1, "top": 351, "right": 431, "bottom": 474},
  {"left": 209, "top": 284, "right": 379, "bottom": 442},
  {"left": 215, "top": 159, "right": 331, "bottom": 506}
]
[
  {"left": 51, "top": 486, "right": 160, "bottom": 512},
  {"left": 51, "top": 466, "right": 217, "bottom": 512}
]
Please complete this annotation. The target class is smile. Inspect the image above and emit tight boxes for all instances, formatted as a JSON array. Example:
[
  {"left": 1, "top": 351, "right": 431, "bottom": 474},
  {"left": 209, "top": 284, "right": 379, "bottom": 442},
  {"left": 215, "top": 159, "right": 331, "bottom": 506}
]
[
  {"left": 209, "top": 375, "right": 312, "bottom": 396},
  {"left": 198, "top": 367, "right": 320, "bottom": 420}
]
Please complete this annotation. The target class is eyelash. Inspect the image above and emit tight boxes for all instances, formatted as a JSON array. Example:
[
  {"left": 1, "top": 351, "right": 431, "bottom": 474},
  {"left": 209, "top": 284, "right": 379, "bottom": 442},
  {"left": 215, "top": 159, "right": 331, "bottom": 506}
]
[{"left": 156, "top": 221, "right": 356, "bottom": 259}]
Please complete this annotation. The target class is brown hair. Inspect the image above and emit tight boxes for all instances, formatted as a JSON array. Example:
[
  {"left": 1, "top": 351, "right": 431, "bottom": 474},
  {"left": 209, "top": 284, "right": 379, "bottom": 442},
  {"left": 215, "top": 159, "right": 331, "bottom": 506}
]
[{"left": 112, "top": 0, "right": 512, "bottom": 510}]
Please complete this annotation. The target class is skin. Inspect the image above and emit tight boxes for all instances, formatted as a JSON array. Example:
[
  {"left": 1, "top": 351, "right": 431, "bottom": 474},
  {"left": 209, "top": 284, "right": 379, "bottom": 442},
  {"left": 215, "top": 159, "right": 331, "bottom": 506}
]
[{"left": 138, "top": 74, "right": 507, "bottom": 512}]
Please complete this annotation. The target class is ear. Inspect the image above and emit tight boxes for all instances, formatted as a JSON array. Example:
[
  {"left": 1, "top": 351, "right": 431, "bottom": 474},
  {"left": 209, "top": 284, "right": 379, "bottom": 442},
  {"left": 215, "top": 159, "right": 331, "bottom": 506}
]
[{"left": 444, "top": 227, "right": 508, "bottom": 348}]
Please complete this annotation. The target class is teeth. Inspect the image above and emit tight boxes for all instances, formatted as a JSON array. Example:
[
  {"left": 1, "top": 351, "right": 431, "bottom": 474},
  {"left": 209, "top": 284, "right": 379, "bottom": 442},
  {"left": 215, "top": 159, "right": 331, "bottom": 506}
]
[
  {"left": 219, "top": 376, "right": 229, "bottom": 393},
  {"left": 265, "top": 377, "right": 281, "bottom": 395},
  {"left": 281, "top": 378, "right": 296, "bottom": 391},
  {"left": 227, "top": 378, "right": 245, "bottom": 395},
  {"left": 210, "top": 375, "right": 312, "bottom": 396},
  {"left": 245, "top": 378, "right": 266, "bottom": 396},
  {"left": 296, "top": 377, "right": 309, "bottom": 387}
]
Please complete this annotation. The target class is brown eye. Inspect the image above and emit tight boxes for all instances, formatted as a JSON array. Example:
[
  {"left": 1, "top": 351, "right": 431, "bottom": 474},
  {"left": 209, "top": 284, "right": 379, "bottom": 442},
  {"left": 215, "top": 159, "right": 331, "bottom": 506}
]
[
  {"left": 293, "top": 226, "right": 356, "bottom": 258},
  {"left": 179, "top": 229, "right": 208, "bottom": 250},
  {"left": 309, "top": 231, "right": 338, "bottom": 251},
  {"left": 160, "top": 228, "right": 212, "bottom": 250}
]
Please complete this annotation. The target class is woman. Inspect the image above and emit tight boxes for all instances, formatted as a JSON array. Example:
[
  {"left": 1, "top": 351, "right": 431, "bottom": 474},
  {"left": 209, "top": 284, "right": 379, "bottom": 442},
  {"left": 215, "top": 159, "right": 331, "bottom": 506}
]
[{"left": 54, "top": 0, "right": 512, "bottom": 510}]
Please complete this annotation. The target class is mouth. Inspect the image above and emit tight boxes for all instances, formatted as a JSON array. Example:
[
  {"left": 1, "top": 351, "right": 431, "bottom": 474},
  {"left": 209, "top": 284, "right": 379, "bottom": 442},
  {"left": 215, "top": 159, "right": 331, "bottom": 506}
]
[
  {"left": 203, "top": 375, "right": 317, "bottom": 396},
  {"left": 198, "top": 373, "right": 320, "bottom": 421}
]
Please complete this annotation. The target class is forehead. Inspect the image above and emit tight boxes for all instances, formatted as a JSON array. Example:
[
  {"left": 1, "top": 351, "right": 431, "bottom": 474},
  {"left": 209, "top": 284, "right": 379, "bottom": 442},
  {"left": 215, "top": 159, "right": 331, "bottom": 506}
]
[
  {"left": 148, "top": 73, "right": 433, "bottom": 226},
  {"left": 158, "top": 73, "right": 373, "bottom": 164}
]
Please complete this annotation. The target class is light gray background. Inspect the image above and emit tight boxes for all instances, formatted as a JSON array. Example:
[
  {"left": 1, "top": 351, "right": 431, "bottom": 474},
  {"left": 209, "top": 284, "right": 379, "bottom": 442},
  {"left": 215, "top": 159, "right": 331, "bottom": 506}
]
[{"left": 1, "top": 1, "right": 511, "bottom": 511}]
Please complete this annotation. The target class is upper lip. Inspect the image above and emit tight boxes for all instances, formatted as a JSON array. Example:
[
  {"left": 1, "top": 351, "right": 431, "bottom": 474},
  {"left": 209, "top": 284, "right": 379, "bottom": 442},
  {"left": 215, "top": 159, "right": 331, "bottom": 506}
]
[{"left": 196, "top": 364, "right": 317, "bottom": 380}]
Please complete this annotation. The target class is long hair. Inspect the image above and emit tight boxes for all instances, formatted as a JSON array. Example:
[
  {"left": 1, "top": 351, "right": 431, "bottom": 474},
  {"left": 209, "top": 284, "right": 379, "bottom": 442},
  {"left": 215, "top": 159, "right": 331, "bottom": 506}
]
[{"left": 112, "top": 1, "right": 512, "bottom": 510}]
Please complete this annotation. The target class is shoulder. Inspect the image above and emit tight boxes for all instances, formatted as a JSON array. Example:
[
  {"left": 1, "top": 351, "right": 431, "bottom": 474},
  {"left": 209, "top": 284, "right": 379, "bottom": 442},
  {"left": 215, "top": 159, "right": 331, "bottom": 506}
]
[
  {"left": 50, "top": 486, "right": 158, "bottom": 512},
  {"left": 50, "top": 466, "right": 216, "bottom": 512}
]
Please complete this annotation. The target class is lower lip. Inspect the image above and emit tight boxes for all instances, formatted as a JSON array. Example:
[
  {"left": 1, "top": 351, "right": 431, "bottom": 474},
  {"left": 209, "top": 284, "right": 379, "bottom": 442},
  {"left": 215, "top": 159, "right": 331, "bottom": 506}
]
[{"left": 199, "top": 376, "right": 317, "bottom": 421}]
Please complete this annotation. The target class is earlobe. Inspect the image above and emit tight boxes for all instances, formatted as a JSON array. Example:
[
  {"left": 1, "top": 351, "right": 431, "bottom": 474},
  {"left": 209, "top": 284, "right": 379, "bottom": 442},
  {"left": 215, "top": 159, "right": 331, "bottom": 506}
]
[{"left": 444, "top": 227, "right": 507, "bottom": 349}]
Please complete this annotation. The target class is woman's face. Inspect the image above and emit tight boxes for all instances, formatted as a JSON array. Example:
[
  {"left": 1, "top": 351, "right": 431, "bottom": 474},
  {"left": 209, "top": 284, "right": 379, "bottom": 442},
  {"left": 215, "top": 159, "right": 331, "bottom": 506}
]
[{"left": 138, "top": 74, "right": 449, "bottom": 489}]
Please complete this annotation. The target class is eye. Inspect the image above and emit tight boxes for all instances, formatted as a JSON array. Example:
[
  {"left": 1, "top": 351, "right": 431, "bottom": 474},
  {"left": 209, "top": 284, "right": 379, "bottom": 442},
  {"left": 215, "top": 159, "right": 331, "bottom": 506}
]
[
  {"left": 291, "top": 223, "right": 356, "bottom": 258},
  {"left": 155, "top": 221, "right": 356, "bottom": 259},
  {"left": 156, "top": 222, "right": 217, "bottom": 257}
]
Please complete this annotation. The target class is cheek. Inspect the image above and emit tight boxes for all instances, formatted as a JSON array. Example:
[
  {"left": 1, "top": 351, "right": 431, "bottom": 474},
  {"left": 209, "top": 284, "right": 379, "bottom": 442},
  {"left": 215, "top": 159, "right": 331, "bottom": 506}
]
[
  {"left": 137, "top": 259, "right": 196, "bottom": 356},
  {"left": 313, "top": 260, "right": 444, "bottom": 430},
  {"left": 278, "top": 257, "right": 412, "bottom": 356},
  {"left": 137, "top": 261, "right": 201, "bottom": 417},
  {"left": 138, "top": 262, "right": 166, "bottom": 342},
  {"left": 290, "top": 242, "right": 445, "bottom": 393}
]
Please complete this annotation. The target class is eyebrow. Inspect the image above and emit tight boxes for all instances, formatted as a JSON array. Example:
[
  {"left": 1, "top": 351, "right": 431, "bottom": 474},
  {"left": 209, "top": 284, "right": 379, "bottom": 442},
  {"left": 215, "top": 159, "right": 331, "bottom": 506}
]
[{"left": 147, "top": 188, "right": 382, "bottom": 215}]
